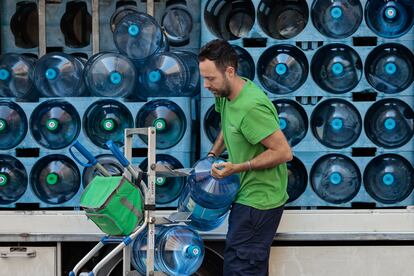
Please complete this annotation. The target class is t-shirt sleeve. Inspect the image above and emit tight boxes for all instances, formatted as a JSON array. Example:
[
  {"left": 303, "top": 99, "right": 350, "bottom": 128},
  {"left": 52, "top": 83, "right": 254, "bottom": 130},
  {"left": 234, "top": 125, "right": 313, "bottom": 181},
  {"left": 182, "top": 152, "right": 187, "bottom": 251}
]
[{"left": 240, "top": 104, "right": 280, "bottom": 145}]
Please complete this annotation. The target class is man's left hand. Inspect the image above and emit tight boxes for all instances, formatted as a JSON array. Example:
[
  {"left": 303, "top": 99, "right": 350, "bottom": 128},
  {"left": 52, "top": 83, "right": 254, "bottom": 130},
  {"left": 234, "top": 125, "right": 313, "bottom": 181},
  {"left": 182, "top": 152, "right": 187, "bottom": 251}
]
[{"left": 211, "top": 162, "right": 238, "bottom": 179}]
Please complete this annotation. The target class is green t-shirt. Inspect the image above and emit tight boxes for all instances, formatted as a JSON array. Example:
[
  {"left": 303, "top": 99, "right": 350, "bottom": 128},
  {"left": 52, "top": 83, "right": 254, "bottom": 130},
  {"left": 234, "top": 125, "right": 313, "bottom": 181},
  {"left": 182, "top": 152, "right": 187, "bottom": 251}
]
[{"left": 215, "top": 79, "right": 289, "bottom": 210}]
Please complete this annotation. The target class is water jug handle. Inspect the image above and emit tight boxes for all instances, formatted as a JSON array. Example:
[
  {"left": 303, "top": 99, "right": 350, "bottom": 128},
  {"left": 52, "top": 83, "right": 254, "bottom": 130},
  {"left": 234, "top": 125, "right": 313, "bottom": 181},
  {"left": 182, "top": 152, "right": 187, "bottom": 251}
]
[
  {"left": 106, "top": 140, "right": 130, "bottom": 167},
  {"left": 69, "top": 141, "right": 97, "bottom": 167}
]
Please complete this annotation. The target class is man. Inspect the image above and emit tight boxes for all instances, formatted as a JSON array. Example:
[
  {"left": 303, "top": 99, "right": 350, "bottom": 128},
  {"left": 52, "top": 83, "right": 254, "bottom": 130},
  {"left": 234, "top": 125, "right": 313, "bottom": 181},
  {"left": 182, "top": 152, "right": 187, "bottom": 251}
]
[{"left": 198, "top": 39, "right": 293, "bottom": 276}]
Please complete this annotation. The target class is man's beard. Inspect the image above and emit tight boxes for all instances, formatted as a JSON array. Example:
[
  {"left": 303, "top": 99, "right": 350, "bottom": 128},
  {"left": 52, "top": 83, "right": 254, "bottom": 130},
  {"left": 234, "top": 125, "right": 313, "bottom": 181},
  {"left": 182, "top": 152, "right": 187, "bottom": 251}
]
[{"left": 212, "top": 80, "right": 231, "bottom": 98}]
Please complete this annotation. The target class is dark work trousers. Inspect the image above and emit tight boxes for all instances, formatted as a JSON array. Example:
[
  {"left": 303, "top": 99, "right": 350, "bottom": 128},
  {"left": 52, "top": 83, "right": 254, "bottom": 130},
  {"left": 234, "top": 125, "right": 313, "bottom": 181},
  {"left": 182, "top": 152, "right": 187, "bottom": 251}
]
[{"left": 223, "top": 203, "right": 284, "bottom": 276}]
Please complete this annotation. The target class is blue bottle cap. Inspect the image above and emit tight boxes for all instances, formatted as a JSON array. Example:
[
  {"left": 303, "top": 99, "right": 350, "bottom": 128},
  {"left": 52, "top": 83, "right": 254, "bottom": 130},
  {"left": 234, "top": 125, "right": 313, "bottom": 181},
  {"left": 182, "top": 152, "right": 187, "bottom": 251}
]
[
  {"left": 382, "top": 173, "right": 394, "bottom": 186},
  {"left": 275, "top": 63, "right": 288, "bottom": 75},
  {"left": 331, "top": 118, "right": 343, "bottom": 130},
  {"left": 0, "top": 119, "right": 6, "bottom": 132},
  {"left": 149, "top": 70, "right": 161, "bottom": 82},
  {"left": 330, "top": 7, "right": 343, "bottom": 19},
  {"left": 384, "top": 7, "right": 397, "bottom": 19},
  {"left": 384, "top": 118, "right": 396, "bottom": 130},
  {"left": 385, "top": 62, "right": 397, "bottom": 75},
  {"left": 128, "top": 24, "right": 140, "bottom": 36},
  {"left": 186, "top": 245, "right": 201, "bottom": 258},
  {"left": 0, "top": 173, "right": 8, "bottom": 186},
  {"left": 0, "top": 69, "right": 10, "bottom": 81},
  {"left": 331, "top": 62, "right": 344, "bottom": 75},
  {"left": 280, "top": 118, "right": 287, "bottom": 130},
  {"left": 109, "top": 71, "right": 123, "bottom": 85},
  {"left": 45, "top": 68, "right": 58, "bottom": 80},
  {"left": 329, "top": 172, "right": 342, "bottom": 185},
  {"left": 153, "top": 118, "right": 166, "bottom": 131}
]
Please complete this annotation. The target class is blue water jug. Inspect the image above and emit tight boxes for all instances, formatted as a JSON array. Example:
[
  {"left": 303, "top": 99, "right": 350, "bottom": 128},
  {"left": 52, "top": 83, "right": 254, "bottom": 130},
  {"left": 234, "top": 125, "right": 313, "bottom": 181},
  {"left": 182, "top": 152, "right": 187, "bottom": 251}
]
[
  {"left": 132, "top": 225, "right": 204, "bottom": 276},
  {"left": 113, "top": 12, "right": 166, "bottom": 62},
  {"left": 204, "top": 105, "right": 221, "bottom": 144},
  {"left": 30, "top": 100, "right": 80, "bottom": 149},
  {"left": 179, "top": 157, "right": 240, "bottom": 231},
  {"left": 84, "top": 52, "right": 137, "bottom": 97},
  {"left": 257, "top": 0, "right": 309, "bottom": 39},
  {"left": 311, "top": 0, "right": 363, "bottom": 38},
  {"left": 311, "top": 154, "right": 361, "bottom": 204},
  {"left": 364, "top": 154, "right": 414, "bottom": 204},
  {"left": 364, "top": 99, "right": 413, "bottom": 149},
  {"left": 365, "top": 0, "right": 414, "bottom": 38},
  {"left": 136, "top": 99, "right": 187, "bottom": 149},
  {"left": 257, "top": 45, "right": 308, "bottom": 94},
  {"left": 0, "top": 101, "right": 27, "bottom": 150},
  {"left": 0, "top": 155, "right": 27, "bottom": 205},
  {"left": 272, "top": 99, "right": 308, "bottom": 147},
  {"left": 311, "top": 99, "right": 362, "bottom": 149},
  {"left": 30, "top": 154, "right": 80, "bottom": 204},
  {"left": 83, "top": 100, "right": 134, "bottom": 149},
  {"left": 139, "top": 51, "right": 199, "bottom": 97},
  {"left": 365, "top": 43, "right": 414, "bottom": 94},
  {"left": 311, "top": 44, "right": 362, "bottom": 94},
  {"left": 34, "top": 53, "right": 86, "bottom": 97},
  {"left": 161, "top": 2, "right": 193, "bottom": 46},
  {"left": 0, "top": 53, "right": 36, "bottom": 99},
  {"left": 82, "top": 154, "right": 123, "bottom": 187},
  {"left": 286, "top": 157, "right": 307, "bottom": 203},
  {"left": 232, "top": 45, "right": 255, "bottom": 80},
  {"left": 140, "top": 154, "right": 185, "bottom": 204}
]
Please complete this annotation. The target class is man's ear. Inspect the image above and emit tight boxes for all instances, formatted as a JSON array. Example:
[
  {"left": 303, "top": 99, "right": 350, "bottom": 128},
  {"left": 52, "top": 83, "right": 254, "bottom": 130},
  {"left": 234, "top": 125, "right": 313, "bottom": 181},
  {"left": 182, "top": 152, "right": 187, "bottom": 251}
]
[{"left": 225, "top": 66, "right": 236, "bottom": 78}]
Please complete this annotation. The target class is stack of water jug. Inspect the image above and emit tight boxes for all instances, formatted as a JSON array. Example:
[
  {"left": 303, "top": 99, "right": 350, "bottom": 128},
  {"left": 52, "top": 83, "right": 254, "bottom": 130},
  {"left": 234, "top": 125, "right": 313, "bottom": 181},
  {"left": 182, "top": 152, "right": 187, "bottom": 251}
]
[{"left": 200, "top": 0, "right": 414, "bottom": 207}]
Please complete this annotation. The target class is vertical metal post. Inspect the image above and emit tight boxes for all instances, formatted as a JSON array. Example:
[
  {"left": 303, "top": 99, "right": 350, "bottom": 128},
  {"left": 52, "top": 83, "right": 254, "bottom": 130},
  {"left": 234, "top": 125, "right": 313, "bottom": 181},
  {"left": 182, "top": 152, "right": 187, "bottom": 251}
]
[
  {"left": 147, "top": 0, "right": 154, "bottom": 16},
  {"left": 92, "top": 0, "right": 100, "bottom": 54},
  {"left": 38, "top": 0, "right": 46, "bottom": 57},
  {"left": 146, "top": 127, "right": 156, "bottom": 276},
  {"left": 123, "top": 129, "right": 133, "bottom": 275}
]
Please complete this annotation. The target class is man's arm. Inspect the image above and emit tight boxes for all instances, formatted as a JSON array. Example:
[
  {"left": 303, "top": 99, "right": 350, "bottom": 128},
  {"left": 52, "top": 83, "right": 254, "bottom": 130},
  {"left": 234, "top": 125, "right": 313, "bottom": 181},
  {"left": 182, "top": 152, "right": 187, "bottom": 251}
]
[{"left": 207, "top": 130, "right": 226, "bottom": 157}]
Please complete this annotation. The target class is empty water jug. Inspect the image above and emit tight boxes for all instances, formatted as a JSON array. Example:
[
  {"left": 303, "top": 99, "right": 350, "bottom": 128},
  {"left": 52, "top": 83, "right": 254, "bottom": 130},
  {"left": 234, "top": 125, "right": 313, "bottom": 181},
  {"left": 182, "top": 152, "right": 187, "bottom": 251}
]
[
  {"left": 178, "top": 157, "right": 240, "bottom": 231},
  {"left": 30, "top": 154, "right": 80, "bottom": 204},
  {"left": 30, "top": 100, "right": 80, "bottom": 149},
  {"left": 232, "top": 45, "right": 255, "bottom": 80},
  {"left": 257, "top": 45, "right": 308, "bottom": 94},
  {"left": 34, "top": 52, "right": 86, "bottom": 97},
  {"left": 311, "top": 44, "right": 362, "bottom": 94},
  {"left": 364, "top": 154, "right": 414, "bottom": 204},
  {"left": 365, "top": 0, "right": 414, "bottom": 38},
  {"left": 311, "top": 154, "right": 361, "bottom": 204},
  {"left": 364, "top": 99, "right": 413, "bottom": 149},
  {"left": 257, "top": 0, "right": 309, "bottom": 39},
  {"left": 136, "top": 99, "right": 187, "bottom": 149},
  {"left": 139, "top": 154, "right": 185, "bottom": 204},
  {"left": 83, "top": 100, "right": 134, "bottom": 149},
  {"left": 365, "top": 43, "right": 414, "bottom": 94},
  {"left": 272, "top": 99, "right": 308, "bottom": 147},
  {"left": 84, "top": 52, "right": 137, "bottom": 97},
  {"left": 82, "top": 154, "right": 123, "bottom": 187},
  {"left": 161, "top": 2, "right": 193, "bottom": 46},
  {"left": 311, "top": 99, "right": 362, "bottom": 149},
  {"left": 132, "top": 225, "right": 204, "bottom": 276},
  {"left": 286, "top": 157, "right": 307, "bottom": 203},
  {"left": 0, "top": 155, "right": 27, "bottom": 205},
  {"left": 0, "top": 101, "right": 27, "bottom": 150},
  {"left": 139, "top": 51, "right": 199, "bottom": 97},
  {"left": 204, "top": 0, "right": 255, "bottom": 40},
  {"left": 311, "top": 0, "right": 363, "bottom": 38},
  {"left": 204, "top": 104, "right": 221, "bottom": 144},
  {"left": 0, "top": 53, "right": 36, "bottom": 99}
]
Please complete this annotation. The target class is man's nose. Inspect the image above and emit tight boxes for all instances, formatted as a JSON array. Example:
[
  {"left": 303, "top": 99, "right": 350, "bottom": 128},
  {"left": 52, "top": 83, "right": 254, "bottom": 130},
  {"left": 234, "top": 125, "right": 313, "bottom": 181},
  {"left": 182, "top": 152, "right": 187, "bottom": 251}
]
[{"left": 203, "top": 80, "right": 210, "bottom": 89}]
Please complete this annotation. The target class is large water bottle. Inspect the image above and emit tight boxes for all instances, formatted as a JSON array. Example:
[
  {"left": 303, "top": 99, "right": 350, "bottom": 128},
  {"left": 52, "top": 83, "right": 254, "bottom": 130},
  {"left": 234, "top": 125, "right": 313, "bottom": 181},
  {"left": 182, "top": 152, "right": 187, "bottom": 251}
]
[
  {"left": 311, "top": 44, "right": 362, "bottom": 94},
  {"left": 113, "top": 12, "right": 166, "bottom": 62},
  {"left": 139, "top": 154, "right": 186, "bottom": 205},
  {"left": 365, "top": 0, "right": 414, "bottom": 38},
  {"left": 82, "top": 154, "right": 123, "bottom": 187},
  {"left": 257, "top": 0, "right": 309, "bottom": 39},
  {"left": 364, "top": 99, "right": 413, "bottom": 149},
  {"left": 204, "top": 105, "right": 221, "bottom": 144},
  {"left": 30, "top": 100, "right": 80, "bottom": 149},
  {"left": 34, "top": 53, "right": 86, "bottom": 97},
  {"left": 139, "top": 51, "right": 199, "bottom": 97},
  {"left": 272, "top": 99, "right": 308, "bottom": 147},
  {"left": 161, "top": 2, "right": 193, "bottom": 46},
  {"left": 0, "top": 155, "right": 27, "bottom": 205},
  {"left": 0, "top": 101, "right": 27, "bottom": 150},
  {"left": 232, "top": 45, "right": 255, "bottom": 80},
  {"left": 30, "top": 154, "right": 80, "bottom": 204},
  {"left": 311, "top": 154, "right": 361, "bottom": 204},
  {"left": 178, "top": 157, "right": 240, "bottom": 231},
  {"left": 132, "top": 225, "right": 204, "bottom": 276},
  {"left": 311, "top": 99, "right": 362, "bottom": 149},
  {"left": 311, "top": 0, "right": 363, "bottom": 38},
  {"left": 364, "top": 154, "right": 414, "bottom": 204},
  {"left": 286, "top": 157, "right": 307, "bottom": 203},
  {"left": 84, "top": 52, "right": 137, "bottom": 97},
  {"left": 365, "top": 43, "right": 414, "bottom": 94},
  {"left": 0, "top": 53, "right": 36, "bottom": 99},
  {"left": 83, "top": 100, "right": 133, "bottom": 149},
  {"left": 203, "top": 0, "right": 255, "bottom": 40},
  {"left": 257, "top": 45, "right": 308, "bottom": 94},
  {"left": 136, "top": 99, "right": 187, "bottom": 149}
]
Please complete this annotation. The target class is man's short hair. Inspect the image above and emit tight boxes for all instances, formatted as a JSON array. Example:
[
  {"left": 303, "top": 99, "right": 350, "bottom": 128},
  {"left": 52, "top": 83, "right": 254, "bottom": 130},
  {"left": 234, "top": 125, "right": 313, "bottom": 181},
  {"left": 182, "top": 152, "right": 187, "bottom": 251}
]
[{"left": 198, "top": 39, "right": 238, "bottom": 73}]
